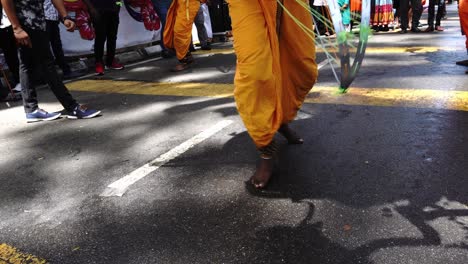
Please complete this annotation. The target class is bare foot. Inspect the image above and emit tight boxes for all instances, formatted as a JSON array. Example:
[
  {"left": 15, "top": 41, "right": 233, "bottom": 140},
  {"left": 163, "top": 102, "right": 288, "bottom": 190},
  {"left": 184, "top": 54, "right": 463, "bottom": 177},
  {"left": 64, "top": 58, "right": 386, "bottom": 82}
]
[
  {"left": 171, "top": 63, "right": 191, "bottom": 72},
  {"left": 278, "top": 124, "right": 304, "bottom": 144},
  {"left": 171, "top": 54, "right": 194, "bottom": 72},
  {"left": 250, "top": 157, "right": 274, "bottom": 189}
]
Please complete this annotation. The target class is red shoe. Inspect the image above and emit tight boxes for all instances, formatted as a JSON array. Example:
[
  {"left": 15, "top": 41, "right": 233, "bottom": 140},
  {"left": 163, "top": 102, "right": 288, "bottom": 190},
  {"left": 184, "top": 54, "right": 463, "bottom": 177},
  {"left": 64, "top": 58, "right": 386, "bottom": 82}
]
[
  {"left": 435, "top": 26, "right": 444, "bottom": 31},
  {"left": 95, "top": 62, "right": 104, "bottom": 76},
  {"left": 106, "top": 60, "right": 124, "bottom": 70}
]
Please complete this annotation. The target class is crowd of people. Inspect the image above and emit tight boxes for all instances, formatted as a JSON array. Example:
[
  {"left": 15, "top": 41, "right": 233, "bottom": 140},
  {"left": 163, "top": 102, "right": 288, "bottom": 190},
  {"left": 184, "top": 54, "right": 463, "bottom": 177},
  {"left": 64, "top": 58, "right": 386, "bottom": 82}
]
[
  {"left": 312, "top": 0, "right": 449, "bottom": 33},
  {"left": 0, "top": 1, "right": 466, "bottom": 113},
  {"left": 0, "top": 0, "right": 230, "bottom": 118}
]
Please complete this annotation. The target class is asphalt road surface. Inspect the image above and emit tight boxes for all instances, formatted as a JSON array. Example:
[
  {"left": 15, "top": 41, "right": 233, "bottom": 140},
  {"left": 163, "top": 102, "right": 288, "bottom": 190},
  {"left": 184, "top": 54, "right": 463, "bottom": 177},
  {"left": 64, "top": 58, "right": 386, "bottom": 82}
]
[{"left": 0, "top": 5, "right": 467, "bottom": 264}]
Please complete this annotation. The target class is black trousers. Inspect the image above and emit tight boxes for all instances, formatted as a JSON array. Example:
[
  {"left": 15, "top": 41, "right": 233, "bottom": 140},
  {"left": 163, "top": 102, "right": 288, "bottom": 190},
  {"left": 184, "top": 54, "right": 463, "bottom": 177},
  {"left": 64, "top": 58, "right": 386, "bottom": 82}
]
[
  {"left": 46, "top": 20, "right": 71, "bottom": 73},
  {"left": 0, "top": 26, "right": 20, "bottom": 85},
  {"left": 427, "top": 0, "right": 445, "bottom": 27},
  {"left": 93, "top": 9, "right": 120, "bottom": 65},
  {"left": 400, "top": 0, "right": 422, "bottom": 29},
  {"left": 18, "top": 29, "right": 77, "bottom": 113}
]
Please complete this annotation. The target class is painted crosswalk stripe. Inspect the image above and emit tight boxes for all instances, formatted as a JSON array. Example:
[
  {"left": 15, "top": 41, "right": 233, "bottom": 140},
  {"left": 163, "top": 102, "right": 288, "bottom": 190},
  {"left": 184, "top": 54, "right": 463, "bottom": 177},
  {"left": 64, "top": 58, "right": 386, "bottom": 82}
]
[{"left": 100, "top": 120, "right": 233, "bottom": 197}]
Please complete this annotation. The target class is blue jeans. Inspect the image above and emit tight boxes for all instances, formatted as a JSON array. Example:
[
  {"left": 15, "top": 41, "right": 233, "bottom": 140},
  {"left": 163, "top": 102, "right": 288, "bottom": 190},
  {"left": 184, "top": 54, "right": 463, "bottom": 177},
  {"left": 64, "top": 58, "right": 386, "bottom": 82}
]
[{"left": 152, "top": 0, "right": 173, "bottom": 50}]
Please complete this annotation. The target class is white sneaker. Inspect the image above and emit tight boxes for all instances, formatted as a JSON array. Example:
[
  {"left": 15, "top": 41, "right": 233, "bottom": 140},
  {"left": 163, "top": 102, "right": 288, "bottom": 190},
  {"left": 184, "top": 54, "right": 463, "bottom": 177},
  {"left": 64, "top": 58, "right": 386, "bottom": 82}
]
[{"left": 13, "top": 83, "right": 22, "bottom": 93}]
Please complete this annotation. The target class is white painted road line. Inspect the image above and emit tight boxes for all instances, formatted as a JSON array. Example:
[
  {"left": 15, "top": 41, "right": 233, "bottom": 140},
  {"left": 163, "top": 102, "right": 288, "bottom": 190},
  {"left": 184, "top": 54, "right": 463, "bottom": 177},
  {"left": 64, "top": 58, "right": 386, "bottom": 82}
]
[{"left": 100, "top": 120, "right": 234, "bottom": 197}]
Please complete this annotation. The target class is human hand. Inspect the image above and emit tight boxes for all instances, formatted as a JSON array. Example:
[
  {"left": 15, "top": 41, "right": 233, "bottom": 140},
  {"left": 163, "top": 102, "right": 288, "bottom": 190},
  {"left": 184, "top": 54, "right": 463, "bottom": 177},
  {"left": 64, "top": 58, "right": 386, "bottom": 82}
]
[
  {"left": 64, "top": 18, "right": 76, "bottom": 32},
  {"left": 14, "top": 28, "right": 32, "bottom": 48}
]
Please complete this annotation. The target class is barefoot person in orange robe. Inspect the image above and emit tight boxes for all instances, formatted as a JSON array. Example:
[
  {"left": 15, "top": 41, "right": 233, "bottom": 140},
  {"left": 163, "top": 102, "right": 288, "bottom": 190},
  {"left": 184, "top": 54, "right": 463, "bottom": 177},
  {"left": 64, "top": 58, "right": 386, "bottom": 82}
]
[
  {"left": 456, "top": 0, "right": 468, "bottom": 71},
  {"left": 164, "top": 0, "right": 202, "bottom": 71},
  {"left": 227, "top": 0, "right": 318, "bottom": 188}
]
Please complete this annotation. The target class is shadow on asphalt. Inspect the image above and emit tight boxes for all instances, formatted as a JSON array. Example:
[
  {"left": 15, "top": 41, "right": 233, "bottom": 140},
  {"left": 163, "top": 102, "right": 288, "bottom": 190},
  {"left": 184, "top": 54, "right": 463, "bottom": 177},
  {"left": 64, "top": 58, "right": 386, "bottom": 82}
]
[{"left": 235, "top": 104, "right": 468, "bottom": 263}]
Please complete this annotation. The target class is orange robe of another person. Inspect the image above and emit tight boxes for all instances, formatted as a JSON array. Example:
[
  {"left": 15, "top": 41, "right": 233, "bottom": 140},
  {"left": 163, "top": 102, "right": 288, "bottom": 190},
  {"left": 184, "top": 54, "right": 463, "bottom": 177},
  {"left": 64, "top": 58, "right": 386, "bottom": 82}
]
[
  {"left": 228, "top": 0, "right": 318, "bottom": 148},
  {"left": 163, "top": 0, "right": 200, "bottom": 60},
  {"left": 460, "top": 0, "right": 468, "bottom": 49},
  {"left": 351, "top": 0, "right": 362, "bottom": 12}
]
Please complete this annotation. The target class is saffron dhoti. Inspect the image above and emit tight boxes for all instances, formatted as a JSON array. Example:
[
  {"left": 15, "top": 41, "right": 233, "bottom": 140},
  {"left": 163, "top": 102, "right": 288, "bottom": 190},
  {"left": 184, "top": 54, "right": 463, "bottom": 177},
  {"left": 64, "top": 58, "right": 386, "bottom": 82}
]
[
  {"left": 164, "top": 0, "right": 200, "bottom": 60},
  {"left": 228, "top": 0, "right": 318, "bottom": 147}
]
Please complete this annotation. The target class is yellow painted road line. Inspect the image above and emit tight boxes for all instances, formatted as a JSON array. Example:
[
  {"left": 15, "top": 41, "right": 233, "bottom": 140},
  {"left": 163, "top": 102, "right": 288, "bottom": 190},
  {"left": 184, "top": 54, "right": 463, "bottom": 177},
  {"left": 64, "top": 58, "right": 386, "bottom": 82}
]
[
  {"left": 204, "top": 46, "right": 462, "bottom": 56},
  {"left": 0, "top": 243, "right": 47, "bottom": 264},
  {"left": 357, "top": 46, "right": 461, "bottom": 54},
  {"left": 305, "top": 87, "right": 468, "bottom": 111},
  {"left": 68, "top": 80, "right": 234, "bottom": 98},
  {"left": 68, "top": 80, "right": 468, "bottom": 112}
]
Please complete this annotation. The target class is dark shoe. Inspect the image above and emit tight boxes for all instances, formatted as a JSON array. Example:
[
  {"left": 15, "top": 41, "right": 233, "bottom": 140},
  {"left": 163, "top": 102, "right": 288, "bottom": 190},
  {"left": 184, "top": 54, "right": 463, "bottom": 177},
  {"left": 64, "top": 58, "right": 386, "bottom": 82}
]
[
  {"left": 189, "top": 45, "right": 196, "bottom": 52},
  {"left": 26, "top": 109, "right": 61, "bottom": 123},
  {"left": 456, "top": 60, "right": 468, "bottom": 66},
  {"left": 380, "top": 25, "right": 389, "bottom": 32},
  {"left": 68, "top": 105, "right": 101, "bottom": 119},
  {"left": 411, "top": 28, "right": 422, "bottom": 33},
  {"left": 424, "top": 26, "right": 434, "bottom": 32},
  {"left": 200, "top": 45, "right": 211, "bottom": 51},
  {"left": 399, "top": 29, "right": 408, "bottom": 34}
]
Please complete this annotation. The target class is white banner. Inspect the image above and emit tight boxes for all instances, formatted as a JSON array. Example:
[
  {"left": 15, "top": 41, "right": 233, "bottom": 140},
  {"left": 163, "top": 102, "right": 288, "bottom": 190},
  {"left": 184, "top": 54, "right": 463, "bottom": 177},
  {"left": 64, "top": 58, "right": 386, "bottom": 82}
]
[{"left": 61, "top": 0, "right": 162, "bottom": 56}]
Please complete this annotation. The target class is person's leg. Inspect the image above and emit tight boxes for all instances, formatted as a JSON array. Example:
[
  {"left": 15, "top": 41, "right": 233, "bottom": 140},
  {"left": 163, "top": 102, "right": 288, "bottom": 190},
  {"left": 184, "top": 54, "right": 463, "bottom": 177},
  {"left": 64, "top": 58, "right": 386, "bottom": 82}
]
[
  {"left": 105, "top": 9, "right": 121, "bottom": 66},
  {"left": 460, "top": 0, "right": 468, "bottom": 53},
  {"left": 399, "top": 0, "right": 411, "bottom": 32},
  {"left": 93, "top": 10, "right": 107, "bottom": 64},
  {"left": 229, "top": 0, "right": 280, "bottom": 188},
  {"left": 17, "top": 32, "right": 39, "bottom": 113},
  {"left": 312, "top": 5, "right": 324, "bottom": 34},
  {"left": 0, "top": 26, "right": 20, "bottom": 85},
  {"left": 201, "top": 3, "right": 213, "bottom": 40},
  {"left": 153, "top": 0, "right": 173, "bottom": 50},
  {"left": 279, "top": 0, "right": 318, "bottom": 126},
  {"left": 29, "top": 30, "right": 77, "bottom": 112},
  {"left": 411, "top": 0, "right": 423, "bottom": 30},
  {"left": 172, "top": 0, "right": 200, "bottom": 61},
  {"left": 435, "top": 0, "right": 445, "bottom": 28},
  {"left": 46, "top": 20, "right": 71, "bottom": 74},
  {"left": 427, "top": 0, "right": 435, "bottom": 29},
  {"left": 229, "top": 0, "right": 280, "bottom": 149},
  {"left": 194, "top": 6, "right": 209, "bottom": 48}
]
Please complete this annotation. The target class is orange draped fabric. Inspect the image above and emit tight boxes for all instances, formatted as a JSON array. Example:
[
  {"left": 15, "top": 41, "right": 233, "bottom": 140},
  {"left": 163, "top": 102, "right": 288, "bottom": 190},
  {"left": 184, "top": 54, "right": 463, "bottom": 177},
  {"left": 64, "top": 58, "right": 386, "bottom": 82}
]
[
  {"left": 461, "top": 0, "right": 468, "bottom": 48},
  {"left": 163, "top": 0, "right": 200, "bottom": 60},
  {"left": 228, "top": 0, "right": 318, "bottom": 148},
  {"left": 351, "top": 0, "right": 362, "bottom": 12}
]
